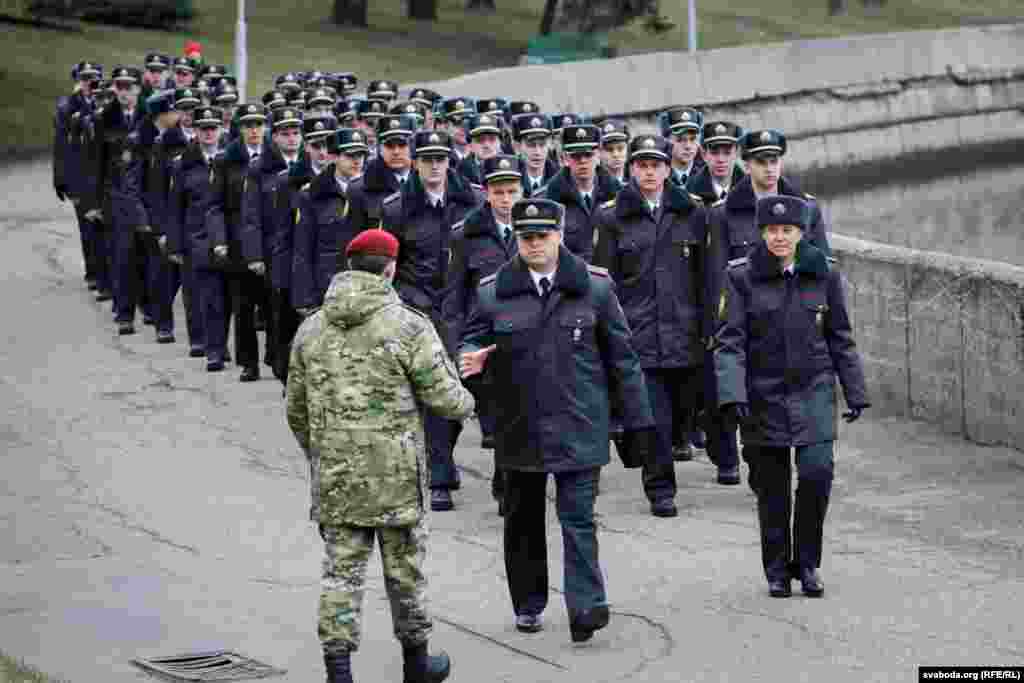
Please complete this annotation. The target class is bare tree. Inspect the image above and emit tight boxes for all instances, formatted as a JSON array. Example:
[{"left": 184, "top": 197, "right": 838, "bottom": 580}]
[{"left": 539, "top": 0, "right": 559, "bottom": 34}]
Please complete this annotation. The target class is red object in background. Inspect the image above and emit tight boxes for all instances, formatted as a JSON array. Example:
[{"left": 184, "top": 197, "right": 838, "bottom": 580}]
[{"left": 184, "top": 41, "right": 202, "bottom": 59}]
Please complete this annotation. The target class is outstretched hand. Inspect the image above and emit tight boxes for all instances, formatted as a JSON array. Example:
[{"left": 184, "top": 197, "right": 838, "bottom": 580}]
[{"left": 459, "top": 345, "right": 496, "bottom": 378}]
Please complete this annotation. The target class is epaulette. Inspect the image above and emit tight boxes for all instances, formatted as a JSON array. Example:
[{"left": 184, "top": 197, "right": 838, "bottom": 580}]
[
  {"left": 601, "top": 198, "right": 616, "bottom": 209},
  {"left": 479, "top": 273, "right": 498, "bottom": 286},
  {"left": 727, "top": 257, "right": 749, "bottom": 269},
  {"left": 689, "top": 193, "right": 704, "bottom": 206},
  {"left": 451, "top": 219, "right": 466, "bottom": 232},
  {"left": 383, "top": 191, "right": 401, "bottom": 205},
  {"left": 587, "top": 264, "right": 610, "bottom": 278},
  {"left": 711, "top": 197, "right": 726, "bottom": 208},
  {"left": 803, "top": 192, "right": 816, "bottom": 200}
]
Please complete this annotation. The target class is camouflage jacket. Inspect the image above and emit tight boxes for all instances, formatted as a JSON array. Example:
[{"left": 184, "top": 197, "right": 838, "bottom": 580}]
[{"left": 286, "top": 270, "right": 475, "bottom": 527}]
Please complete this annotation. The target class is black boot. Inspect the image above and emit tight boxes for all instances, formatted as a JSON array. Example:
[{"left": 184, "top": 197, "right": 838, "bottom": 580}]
[
  {"left": 323, "top": 651, "right": 353, "bottom": 683},
  {"left": 402, "top": 643, "right": 450, "bottom": 683}
]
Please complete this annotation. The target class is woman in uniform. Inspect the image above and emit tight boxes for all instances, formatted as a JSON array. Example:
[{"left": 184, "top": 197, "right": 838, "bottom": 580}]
[{"left": 713, "top": 195, "right": 870, "bottom": 598}]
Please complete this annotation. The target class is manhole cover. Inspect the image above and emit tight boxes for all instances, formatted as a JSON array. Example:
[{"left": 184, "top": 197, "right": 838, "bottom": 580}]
[{"left": 132, "top": 651, "right": 286, "bottom": 681}]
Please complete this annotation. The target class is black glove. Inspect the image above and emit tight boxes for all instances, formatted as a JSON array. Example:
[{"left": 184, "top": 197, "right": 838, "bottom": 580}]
[
  {"left": 842, "top": 406, "right": 865, "bottom": 423},
  {"left": 55, "top": 184, "right": 68, "bottom": 202},
  {"left": 616, "top": 427, "right": 656, "bottom": 469},
  {"left": 722, "top": 402, "right": 750, "bottom": 432}
]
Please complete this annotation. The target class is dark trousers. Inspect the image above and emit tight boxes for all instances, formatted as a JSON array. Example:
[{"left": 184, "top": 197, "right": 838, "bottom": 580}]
[
  {"left": 748, "top": 442, "right": 834, "bottom": 581},
  {"left": 463, "top": 375, "right": 502, "bottom": 499},
  {"left": 111, "top": 225, "right": 147, "bottom": 323},
  {"left": 92, "top": 221, "right": 113, "bottom": 294},
  {"left": 426, "top": 411, "right": 462, "bottom": 490},
  {"left": 181, "top": 258, "right": 205, "bottom": 350},
  {"left": 196, "top": 269, "right": 230, "bottom": 362},
  {"left": 269, "top": 287, "right": 301, "bottom": 384},
  {"left": 704, "top": 413, "right": 741, "bottom": 471},
  {"left": 143, "top": 236, "right": 180, "bottom": 334},
  {"left": 640, "top": 367, "right": 700, "bottom": 503},
  {"left": 503, "top": 468, "right": 604, "bottom": 619},
  {"left": 230, "top": 270, "right": 270, "bottom": 370},
  {"left": 73, "top": 203, "right": 99, "bottom": 282}
]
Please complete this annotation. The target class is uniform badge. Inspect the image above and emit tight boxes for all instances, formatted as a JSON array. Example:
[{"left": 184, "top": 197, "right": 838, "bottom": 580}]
[
  {"left": 643, "top": 137, "right": 655, "bottom": 148},
  {"left": 564, "top": 117, "right": 574, "bottom": 125},
  {"left": 498, "top": 158, "right": 511, "bottom": 169},
  {"left": 414, "top": 90, "right": 423, "bottom": 98},
  {"left": 572, "top": 326, "right": 582, "bottom": 343},
  {"left": 604, "top": 123, "right": 614, "bottom": 133},
  {"left": 814, "top": 304, "right": 828, "bottom": 328},
  {"left": 531, "top": 117, "right": 542, "bottom": 127},
  {"left": 772, "top": 202, "right": 787, "bottom": 216},
  {"left": 455, "top": 100, "right": 464, "bottom": 110},
  {"left": 718, "top": 289, "right": 727, "bottom": 320},
  {"left": 682, "top": 243, "right": 690, "bottom": 258},
  {"left": 315, "top": 121, "right": 325, "bottom": 131},
  {"left": 525, "top": 205, "right": 539, "bottom": 217},
  {"left": 352, "top": 132, "right": 362, "bottom": 141},
  {"left": 715, "top": 123, "right": 727, "bottom": 135},
  {"left": 681, "top": 111, "right": 691, "bottom": 121},
  {"left": 429, "top": 133, "right": 440, "bottom": 143},
  {"left": 576, "top": 127, "right": 586, "bottom": 139},
  {"left": 337, "top": 199, "right": 348, "bottom": 219},
  {"left": 406, "top": 104, "right": 417, "bottom": 113},
  {"left": 760, "top": 131, "right": 772, "bottom": 143},
  {"left": 122, "top": 149, "right": 132, "bottom": 163},
  {"left": 481, "top": 115, "right": 491, "bottom": 124},
  {"left": 523, "top": 103, "right": 533, "bottom": 112}
]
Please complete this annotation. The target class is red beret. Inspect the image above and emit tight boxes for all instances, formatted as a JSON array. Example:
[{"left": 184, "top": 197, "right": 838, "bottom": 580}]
[{"left": 346, "top": 229, "right": 399, "bottom": 260}]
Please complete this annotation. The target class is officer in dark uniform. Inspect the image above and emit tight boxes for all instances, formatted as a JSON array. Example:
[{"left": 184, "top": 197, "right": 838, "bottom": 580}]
[
  {"left": 444, "top": 154, "right": 523, "bottom": 511},
  {"left": 166, "top": 105, "right": 224, "bottom": 360},
  {"left": 705, "top": 129, "right": 832, "bottom": 487},
  {"left": 346, "top": 113, "right": 416, "bottom": 232},
  {"left": 87, "top": 65, "right": 144, "bottom": 335},
  {"left": 539, "top": 124, "right": 621, "bottom": 263},
  {"left": 714, "top": 195, "right": 869, "bottom": 598},
  {"left": 382, "top": 129, "right": 483, "bottom": 512},
  {"left": 457, "top": 112, "right": 504, "bottom": 185},
  {"left": 171, "top": 57, "right": 197, "bottom": 90},
  {"left": 142, "top": 53, "right": 171, "bottom": 94},
  {"left": 366, "top": 79, "right": 399, "bottom": 104},
  {"left": 458, "top": 198, "right": 654, "bottom": 641},
  {"left": 593, "top": 134, "right": 706, "bottom": 517},
  {"left": 407, "top": 87, "right": 442, "bottom": 129},
  {"left": 332, "top": 71, "right": 358, "bottom": 99},
  {"left": 510, "top": 114, "right": 558, "bottom": 197},
  {"left": 435, "top": 97, "right": 475, "bottom": 162},
  {"left": 290, "top": 129, "right": 366, "bottom": 314},
  {"left": 598, "top": 119, "right": 630, "bottom": 185},
  {"left": 658, "top": 107, "right": 705, "bottom": 187},
  {"left": 124, "top": 90, "right": 184, "bottom": 343},
  {"left": 686, "top": 121, "right": 745, "bottom": 204},
  {"left": 207, "top": 103, "right": 268, "bottom": 375},
  {"left": 548, "top": 113, "right": 582, "bottom": 165},
  {"left": 303, "top": 114, "right": 338, "bottom": 177}
]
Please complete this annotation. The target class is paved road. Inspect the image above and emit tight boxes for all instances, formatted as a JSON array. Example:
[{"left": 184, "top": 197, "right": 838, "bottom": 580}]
[{"left": 1, "top": 160, "right": 1022, "bottom": 682}]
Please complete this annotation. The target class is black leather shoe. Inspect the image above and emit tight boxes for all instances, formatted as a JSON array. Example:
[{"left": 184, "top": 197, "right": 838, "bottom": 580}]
[
  {"left": 156, "top": 331, "right": 175, "bottom": 344},
  {"left": 515, "top": 614, "right": 543, "bottom": 633},
  {"left": 430, "top": 489, "right": 454, "bottom": 512},
  {"left": 570, "top": 605, "right": 609, "bottom": 643},
  {"left": 717, "top": 466, "right": 741, "bottom": 485},
  {"left": 799, "top": 568, "right": 825, "bottom": 597},
  {"left": 650, "top": 498, "right": 678, "bottom": 518},
  {"left": 224, "top": 350, "right": 233, "bottom": 363},
  {"left": 189, "top": 345, "right": 206, "bottom": 358},
  {"left": 95, "top": 289, "right": 113, "bottom": 302},
  {"left": 690, "top": 429, "right": 707, "bottom": 449},
  {"left": 239, "top": 366, "right": 260, "bottom": 382},
  {"left": 86, "top": 280, "right": 98, "bottom": 291},
  {"left": 481, "top": 434, "right": 495, "bottom": 449},
  {"left": 672, "top": 442, "right": 694, "bottom": 461},
  {"left": 402, "top": 644, "right": 450, "bottom": 683},
  {"left": 206, "top": 359, "right": 225, "bottom": 372},
  {"left": 768, "top": 578, "right": 792, "bottom": 598},
  {"left": 496, "top": 497, "right": 506, "bottom": 517},
  {"left": 142, "top": 315, "right": 155, "bottom": 326},
  {"left": 117, "top": 322, "right": 135, "bottom": 335}
]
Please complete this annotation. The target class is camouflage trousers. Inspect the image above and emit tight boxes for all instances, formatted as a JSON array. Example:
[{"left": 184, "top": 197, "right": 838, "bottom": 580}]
[{"left": 318, "top": 521, "right": 431, "bottom": 655}]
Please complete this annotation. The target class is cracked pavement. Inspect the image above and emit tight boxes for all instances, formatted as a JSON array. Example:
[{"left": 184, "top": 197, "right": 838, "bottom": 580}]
[{"left": 1, "top": 160, "right": 1022, "bottom": 681}]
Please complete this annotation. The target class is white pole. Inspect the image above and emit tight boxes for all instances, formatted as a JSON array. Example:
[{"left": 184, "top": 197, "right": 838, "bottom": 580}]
[
  {"left": 687, "top": 0, "right": 697, "bottom": 54},
  {"left": 235, "top": 0, "right": 248, "bottom": 102}
]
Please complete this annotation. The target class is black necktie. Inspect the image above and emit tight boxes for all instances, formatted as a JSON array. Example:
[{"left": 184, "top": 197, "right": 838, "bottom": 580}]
[
  {"left": 503, "top": 226, "right": 513, "bottom": 248},
  {"left": 582, "top": 194, "right": 591, "bottom": 212},
  {"left": 540, "top": 277, "right": 551, "bottom": 299}
]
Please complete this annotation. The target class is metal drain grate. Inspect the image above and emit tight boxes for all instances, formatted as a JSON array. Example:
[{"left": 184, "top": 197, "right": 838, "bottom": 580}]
[{"left": 132, "top": 651, "right": 286, "bottom": 681}]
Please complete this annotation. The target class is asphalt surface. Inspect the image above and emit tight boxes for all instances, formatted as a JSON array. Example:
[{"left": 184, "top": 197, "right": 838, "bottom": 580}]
[{"left": 1, "top": 160, "right": 1022, "bottom": 682}]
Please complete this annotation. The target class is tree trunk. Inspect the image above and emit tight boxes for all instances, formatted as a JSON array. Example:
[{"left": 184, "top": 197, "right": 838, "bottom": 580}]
[
  {"left": 828, "top": 0, "right": 848, "bottom": 16},
  {"left": 408, "top": 0, "right": 438, "bottom": 21},
  {"left": 332, "top": 0, "right": 368, "bottom": 26},
  {"left": 539, "top": 0, "right": 558, "bottom": 34}
]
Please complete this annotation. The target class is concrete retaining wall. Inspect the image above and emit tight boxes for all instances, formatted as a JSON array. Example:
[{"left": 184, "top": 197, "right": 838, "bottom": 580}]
[{"left": 832, "top": 234, "right": 1024, "bottom": 451}]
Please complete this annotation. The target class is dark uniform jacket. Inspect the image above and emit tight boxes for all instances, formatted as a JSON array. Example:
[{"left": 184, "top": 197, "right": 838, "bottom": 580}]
[
  {"left": 124, "top": 122, "right": 188, "bottom": 237},
  {"left": 460, "top": 246, "right": 654, "bottom": 472},
  {"left": 668, "top": 157, "right": 706, "bottom": 188},
  {"left": 456, "top": 154, "right": 484, "bottom": 186},
  {"left": 240, "top": 145, "right": 300, "bottom": 290},
  {"left": 685, "top": 163, "right": 746, "bottom": 205},
  {"left": 85, "top": 101, "right": 141, "bottom": 226},
  {"left": 593, "top": 179, "right": 707, "bottom": 369},
  {"left": 442, "top": 203, "right": 517, "bottom": 348},
  {"left": 207, "top": 139, "right": 257, "bottom": 273},
  {"left": 381, "top": 169, "right": 483, "bottom": 349},
  {"left": 345, "top": 156, "right": 404, "bottom": 231},
  {"left": 539, "top": 167, "right": 622, "bottom": 263},
  {"left": 56, "top": 92, "right": 97, "bottom": 202},
  {"left": 520, "top": 157, "right": 560, "bottom": 198},
  {"left": 705, "top": 175, "right": 831, "bottom": 340},
  {"left": 166, "top": 142, "right": 217, "bottom": 270},
  {"left": 290, "top": 165, "right": 359, "bottom": 310},
  {"left": 52, "top": 95, "right": 73, "bottom": 196},
  {"left": 713, "top": 240, "right": 870, "bottom": 447}
]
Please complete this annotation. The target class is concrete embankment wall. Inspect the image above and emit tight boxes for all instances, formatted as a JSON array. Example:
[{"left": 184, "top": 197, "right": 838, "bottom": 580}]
[
  {"left": 833, "top": 234, "right": 1024, "bottom": 451},
  {"left": 430, "top": 24, "right": 1024, "bottom": 174}
]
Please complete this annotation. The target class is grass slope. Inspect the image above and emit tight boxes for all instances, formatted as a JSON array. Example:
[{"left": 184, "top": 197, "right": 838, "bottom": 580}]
[
  {"left": 0, "top": 0, "right": 1020, "bottom": 157},
  {"left": 0, "top": 650, "right": 66, "bottom": 683}
]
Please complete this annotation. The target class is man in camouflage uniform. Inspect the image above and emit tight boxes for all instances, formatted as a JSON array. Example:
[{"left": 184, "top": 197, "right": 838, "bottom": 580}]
[{"left": 286, "top": 228, "right": 474, "bottom": 683}]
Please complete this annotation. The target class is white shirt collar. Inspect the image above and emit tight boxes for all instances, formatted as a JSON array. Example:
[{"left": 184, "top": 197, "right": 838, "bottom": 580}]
[
  {"left": 784, "top": 263, "right": 796, "bottom": 275},
  {"left": 426, "top": 190, "right": 444, "bottom": 208},
  {"left": 248, "top": 146, "right": 261, "bottom": 158},
  {"left": 530, "top": 267, "right": 556, "bottom": 296}
]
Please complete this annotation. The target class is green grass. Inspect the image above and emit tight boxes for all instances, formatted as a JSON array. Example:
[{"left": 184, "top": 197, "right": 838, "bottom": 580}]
[
  {"left": 0, "top": 650, "right": 67, "bottom": 683},
  {"left": 1, "top": 0, "right": 1021, "bottom": 157}
]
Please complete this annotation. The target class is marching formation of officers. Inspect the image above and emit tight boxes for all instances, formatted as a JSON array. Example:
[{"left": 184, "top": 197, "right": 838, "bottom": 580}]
[{"left": 52, "top": 49, "right": 870, "bottom": 683}]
